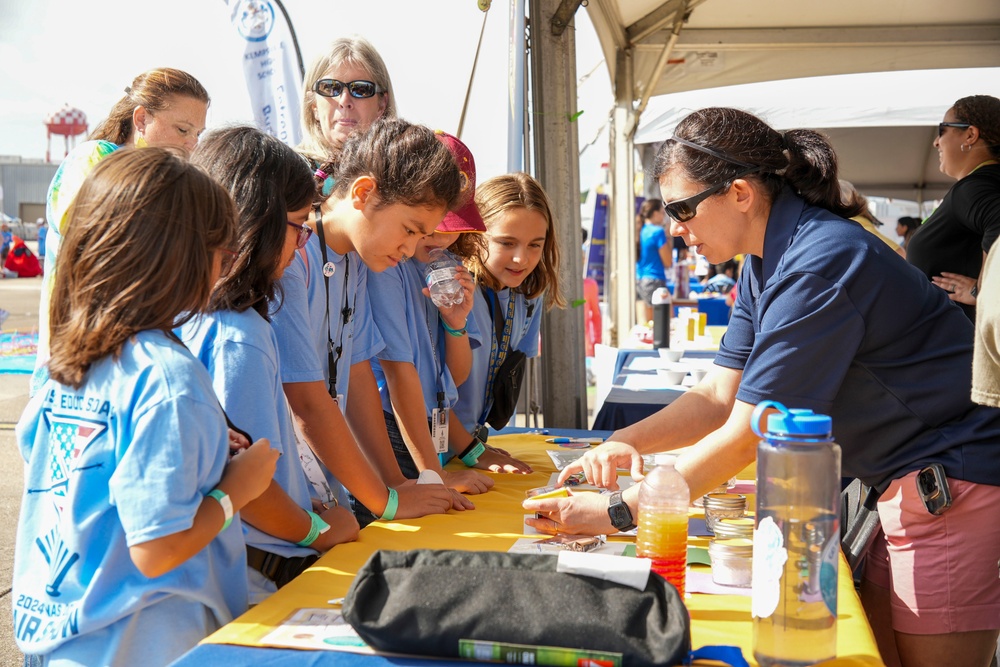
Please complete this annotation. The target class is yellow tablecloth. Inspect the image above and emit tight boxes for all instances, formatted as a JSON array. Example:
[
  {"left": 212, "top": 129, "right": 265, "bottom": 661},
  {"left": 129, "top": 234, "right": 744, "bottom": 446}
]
[{"left": 203, "top": 433, "right": 883, "bottom": 666}]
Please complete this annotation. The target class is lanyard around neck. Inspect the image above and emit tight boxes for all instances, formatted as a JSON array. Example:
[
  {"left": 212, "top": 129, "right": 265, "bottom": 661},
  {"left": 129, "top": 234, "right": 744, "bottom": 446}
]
[
  {"left": 479, "top": 287, "right": 517, "bottom": 424},
  {"left": 314, "top": 205, "right": 355, "bottom": 398}
]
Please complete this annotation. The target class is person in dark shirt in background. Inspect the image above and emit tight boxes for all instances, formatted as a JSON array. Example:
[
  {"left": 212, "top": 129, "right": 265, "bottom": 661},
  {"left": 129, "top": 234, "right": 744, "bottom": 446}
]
[{"left": 906, "top": 95, "right": 1000, "bottom": 321}]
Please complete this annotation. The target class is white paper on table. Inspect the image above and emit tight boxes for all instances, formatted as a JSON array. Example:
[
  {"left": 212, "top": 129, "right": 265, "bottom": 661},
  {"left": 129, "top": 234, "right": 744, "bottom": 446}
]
[
  {"left": 507, "top": 536, "right": 629, "bottom": 557},
  {"left": 556, "top": 550, "right": 651, "bottom": 591},
  {"left": 686, "top": 569, "right": 752, "bottom": 597},
  {"left": 260, "top": 608, "right": 374, "bottom": 652}
]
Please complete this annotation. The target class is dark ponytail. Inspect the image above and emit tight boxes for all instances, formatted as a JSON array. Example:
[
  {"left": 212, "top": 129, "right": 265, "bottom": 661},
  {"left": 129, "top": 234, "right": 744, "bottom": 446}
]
[{"left": 653, "top": 107, "right": 863, "bottom": 219}]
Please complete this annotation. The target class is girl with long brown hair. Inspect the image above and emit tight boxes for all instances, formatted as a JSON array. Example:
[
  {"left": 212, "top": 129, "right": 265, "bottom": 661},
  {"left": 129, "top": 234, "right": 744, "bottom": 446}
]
[{"left": 15, "top": 148, "right": 277, "bottom": 666}]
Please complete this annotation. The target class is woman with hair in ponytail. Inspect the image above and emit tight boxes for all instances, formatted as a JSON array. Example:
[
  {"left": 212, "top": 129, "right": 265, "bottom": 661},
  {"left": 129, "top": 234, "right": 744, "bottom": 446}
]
[
  {"left": 906, "top": 94, "right": 1000, "bottom": 321},
  {"left": 525, "top": 107, "right": 1000, "bottom": 667},
  {"left": 34, "top": 67, "right": 210, "bottom": 392}
]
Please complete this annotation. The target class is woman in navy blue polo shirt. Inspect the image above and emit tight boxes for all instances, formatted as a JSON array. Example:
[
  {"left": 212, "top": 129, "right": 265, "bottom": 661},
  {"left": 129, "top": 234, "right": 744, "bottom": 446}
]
[{"left": 525, "top": 107, "right": 1000, "bottom": 667}]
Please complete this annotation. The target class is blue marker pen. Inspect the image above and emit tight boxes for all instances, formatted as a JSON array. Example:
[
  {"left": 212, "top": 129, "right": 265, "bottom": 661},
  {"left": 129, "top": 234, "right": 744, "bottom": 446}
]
[{"left": 545, "top": 437, "right": 605, "bottom": 445}]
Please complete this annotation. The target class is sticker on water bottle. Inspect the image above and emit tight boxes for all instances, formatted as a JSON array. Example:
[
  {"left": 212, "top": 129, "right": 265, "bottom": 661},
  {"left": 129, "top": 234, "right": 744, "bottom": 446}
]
[
  {"left": 819, "top": 532, "right": 839, "bottom": 617},
  {"left": 751, "top": 516, "right": 787, "bottom": 619}
]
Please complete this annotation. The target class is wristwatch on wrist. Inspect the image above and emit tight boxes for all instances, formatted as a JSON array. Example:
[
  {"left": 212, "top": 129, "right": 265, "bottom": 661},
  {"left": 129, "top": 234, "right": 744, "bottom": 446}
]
[{"left": 607, "top": 490, "right": 636, "bottom": 532}]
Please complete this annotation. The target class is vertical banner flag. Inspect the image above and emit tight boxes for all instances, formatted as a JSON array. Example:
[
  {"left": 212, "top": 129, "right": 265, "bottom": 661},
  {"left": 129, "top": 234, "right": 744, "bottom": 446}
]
[{"left": 226, "top": 0, "right": 303, "bottom": 146}]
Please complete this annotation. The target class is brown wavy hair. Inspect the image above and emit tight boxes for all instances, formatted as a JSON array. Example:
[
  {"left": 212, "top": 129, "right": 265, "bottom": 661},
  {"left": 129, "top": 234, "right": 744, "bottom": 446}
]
[
  {"left": 48, "top": 148, "right": 235, "bottom": 388},
  {"left": 192, "top": 126, "right": 315, "bottom": 319},
  {"left": 467, "top": 172, "right": 566, "bottom": 310},
  {"left": 90, "top": 68, "right": 210, "bottom": 145}
]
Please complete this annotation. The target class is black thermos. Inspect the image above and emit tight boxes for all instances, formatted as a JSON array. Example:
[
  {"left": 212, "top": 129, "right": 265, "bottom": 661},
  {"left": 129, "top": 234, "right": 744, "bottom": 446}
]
[{"left": 652, "top": 287, "right": 672, "bottom": 348}]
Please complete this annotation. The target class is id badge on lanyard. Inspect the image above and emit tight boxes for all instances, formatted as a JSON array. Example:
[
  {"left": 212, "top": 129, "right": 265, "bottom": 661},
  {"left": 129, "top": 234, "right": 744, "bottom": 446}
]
[
  {"left": 334, "top": 393, "right": 346, "bottom": 415},
  {"left": 430, "top": 407, "right": 449, "bottom": 454}
]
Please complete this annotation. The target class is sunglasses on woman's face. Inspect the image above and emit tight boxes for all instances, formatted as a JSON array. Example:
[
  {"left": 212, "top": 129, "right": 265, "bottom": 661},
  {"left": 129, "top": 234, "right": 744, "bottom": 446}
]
[
  {"left": 662, "top": 166, "right": 759, "bottom": 223},
  {"left": 312, "top": 78, "right": 383, "bottom": 99},
  {"left": 938, "top": 122, "right": 971, "bottom": 137},
  {"left": 286, "top": 220, "right": 313, "bottom": 249}
]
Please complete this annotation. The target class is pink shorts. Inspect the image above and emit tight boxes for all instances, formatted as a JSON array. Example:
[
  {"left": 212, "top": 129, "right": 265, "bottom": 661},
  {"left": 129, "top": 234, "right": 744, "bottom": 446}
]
[{"left": 864, "top": 471, "right": 1000, "bottom": 634}]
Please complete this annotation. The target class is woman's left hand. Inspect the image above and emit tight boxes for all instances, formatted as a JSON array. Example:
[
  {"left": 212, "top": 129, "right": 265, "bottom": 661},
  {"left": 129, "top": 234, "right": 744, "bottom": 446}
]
[{"left": 932, "top": 272, "right": 979, "bottom": 305}]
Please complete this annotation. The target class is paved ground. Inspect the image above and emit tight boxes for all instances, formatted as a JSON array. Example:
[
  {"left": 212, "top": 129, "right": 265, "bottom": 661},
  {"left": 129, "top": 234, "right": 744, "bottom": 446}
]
[{"left": 0, "top": 272, "right": 41, "bottom": 666}]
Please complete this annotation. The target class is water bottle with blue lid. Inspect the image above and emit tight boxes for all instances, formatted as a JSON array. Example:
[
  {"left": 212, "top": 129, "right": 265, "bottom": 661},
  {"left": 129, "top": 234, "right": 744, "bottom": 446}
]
[{"left": 750, "top": 400, "right": 842, "bottom": 667}]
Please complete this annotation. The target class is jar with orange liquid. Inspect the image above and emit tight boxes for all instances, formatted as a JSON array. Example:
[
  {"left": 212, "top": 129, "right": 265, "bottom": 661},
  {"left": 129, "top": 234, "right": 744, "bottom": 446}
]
[{"left": 635, "top": 454, "right": 690, "bottom": 597}]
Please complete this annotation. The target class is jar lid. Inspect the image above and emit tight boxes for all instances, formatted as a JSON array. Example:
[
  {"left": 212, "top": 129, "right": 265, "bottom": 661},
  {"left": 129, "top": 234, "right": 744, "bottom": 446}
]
[
  {"left": 712, "top": 518, "right": 754, "bottom": 539},
  {"left": 709, "top": 537, "right": 753, "bottom": 556},
  {"left": 703, "top": 492, "right": 746, "bottom": 508}
]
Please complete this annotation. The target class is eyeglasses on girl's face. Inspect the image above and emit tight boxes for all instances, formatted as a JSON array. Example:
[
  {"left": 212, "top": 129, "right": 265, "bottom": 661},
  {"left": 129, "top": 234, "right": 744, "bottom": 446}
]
[
  {"left": 286, "top": 220, "right": 313, "bottom": 249},
  {"left": 662, "top": 166, "right": 758, "bottom": 223},
  {"left": 938, "top": 122, "right": 972, "bottom": 137},
  {"left": 312, "top": 78, "right": 384, "bottom": 99}
]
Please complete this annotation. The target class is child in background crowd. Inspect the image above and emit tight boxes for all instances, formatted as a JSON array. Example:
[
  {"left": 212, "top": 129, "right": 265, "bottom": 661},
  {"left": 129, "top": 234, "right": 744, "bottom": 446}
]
[
  {"left": 270, "top": 118, "right": 467, "bottom": 528},
  {"left": 369, "top": 132, "right": 493, "bottom": 493},
  {"left": 13, "top": 148, "right": 278, "bottom": 666},
  {"left": 182, "top": 126, "right": 359, "bottom": 603},
  {"left": 450, "top": 172, "right": 565, "bottom": 472}
]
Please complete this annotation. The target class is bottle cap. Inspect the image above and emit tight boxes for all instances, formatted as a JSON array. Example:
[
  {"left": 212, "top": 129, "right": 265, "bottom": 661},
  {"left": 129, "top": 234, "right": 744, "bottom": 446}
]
[
  {"left": 652, "top": 287, "right": 672, "bottom": 305},
  {"left": 766, "top": 409, "right": 832, "bottom": 436},
  {"left": 653, "top": 453, "right": 677, "bottom": 466},
  {"left": 751, "top": 400, "right": 832, "bottom": 438}
]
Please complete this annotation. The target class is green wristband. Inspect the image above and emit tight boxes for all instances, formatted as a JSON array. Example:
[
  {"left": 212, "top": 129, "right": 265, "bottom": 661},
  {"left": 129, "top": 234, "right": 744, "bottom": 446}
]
[
  {"left": 441, "top": 318, "right": 467, "bottom": 337},
  {"left": 297, "top": 510, "right": 331, "bottom": 547},
  {"left": 460, "top": 440, "right": 486, "bottom": 467},
  {"left": 380, "top": 487, "right": 399, "bottom": 521},
  {"left": 206, "top": 489, "right": 233, "bottom": 532}
]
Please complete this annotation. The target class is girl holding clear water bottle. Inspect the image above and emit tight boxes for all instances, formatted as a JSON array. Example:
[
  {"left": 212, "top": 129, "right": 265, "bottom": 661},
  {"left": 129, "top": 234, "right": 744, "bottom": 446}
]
[{"left": 368, "top": 132, "right": 494, "bottom": 494}]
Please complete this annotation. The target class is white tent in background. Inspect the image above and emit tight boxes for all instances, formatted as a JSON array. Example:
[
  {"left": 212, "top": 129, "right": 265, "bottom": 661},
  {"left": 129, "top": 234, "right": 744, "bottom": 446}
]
[{"left": 633, "top": 68, "right": 1000, "bottom": 204}]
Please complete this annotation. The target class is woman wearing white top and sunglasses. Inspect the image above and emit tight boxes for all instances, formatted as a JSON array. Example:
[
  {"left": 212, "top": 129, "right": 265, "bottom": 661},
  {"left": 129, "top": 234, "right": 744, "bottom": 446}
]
[{"left": 298, "top": 36, "right": 397, "bottom": 198}]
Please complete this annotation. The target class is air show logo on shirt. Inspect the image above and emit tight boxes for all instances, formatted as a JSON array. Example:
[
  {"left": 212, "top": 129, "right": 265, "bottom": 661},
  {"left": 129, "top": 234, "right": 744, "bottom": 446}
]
[
  {"left": 42, "top": 413, "right": 107, "bottom": 509},
  {"left": 234, "top": 0, "right": 275, "bottom": 42}
]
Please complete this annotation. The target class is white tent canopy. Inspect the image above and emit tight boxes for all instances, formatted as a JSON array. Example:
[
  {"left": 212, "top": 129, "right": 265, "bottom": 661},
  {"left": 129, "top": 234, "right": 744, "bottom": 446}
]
[
  {"left": 582, "top": 0, "right": 1000, "bottom": 342},
  {"left": 633, "top": 68, "right": 1000, "bottom": 202}
]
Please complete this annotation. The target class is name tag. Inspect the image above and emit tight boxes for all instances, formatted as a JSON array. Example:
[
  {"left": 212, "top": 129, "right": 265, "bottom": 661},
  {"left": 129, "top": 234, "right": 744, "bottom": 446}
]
[{"left": 431, "top": 408, "right": 449, "bottom": 454}]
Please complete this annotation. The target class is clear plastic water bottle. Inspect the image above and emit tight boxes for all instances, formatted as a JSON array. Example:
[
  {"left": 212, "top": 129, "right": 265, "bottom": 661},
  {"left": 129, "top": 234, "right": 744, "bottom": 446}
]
[
  {"left": 424, "top": 248, "right": 464, "bottom": 308},
  {"left": 751, "top": 401, "right": 841, "bottom": 667},
  {"left": 636, "top": 454, "right": 690, "bottom": 597}
]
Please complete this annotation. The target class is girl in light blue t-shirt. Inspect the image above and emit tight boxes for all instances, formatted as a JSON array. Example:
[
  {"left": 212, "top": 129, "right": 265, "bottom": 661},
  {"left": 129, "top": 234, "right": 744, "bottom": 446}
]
[
  {"left": 183, "top": 126, "right": 360, "bottom": 604},
  {"left": 14, "top": 148, "right": 278, "bottom": 666},
  {"left": 271, "top": 119, "right": 472, "bottom": 527}
]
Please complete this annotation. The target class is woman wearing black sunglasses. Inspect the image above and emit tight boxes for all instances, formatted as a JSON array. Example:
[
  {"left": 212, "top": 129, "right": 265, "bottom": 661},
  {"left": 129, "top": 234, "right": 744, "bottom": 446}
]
[
  {"left": 298, "top": 36, "right": 397, "bottom": 197},
  {"left": 525, "top": 107, "right": 1000, "bottom": 667},
  {"left": 905, "top": 95, "right": 1000, "bottom": 320}
]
